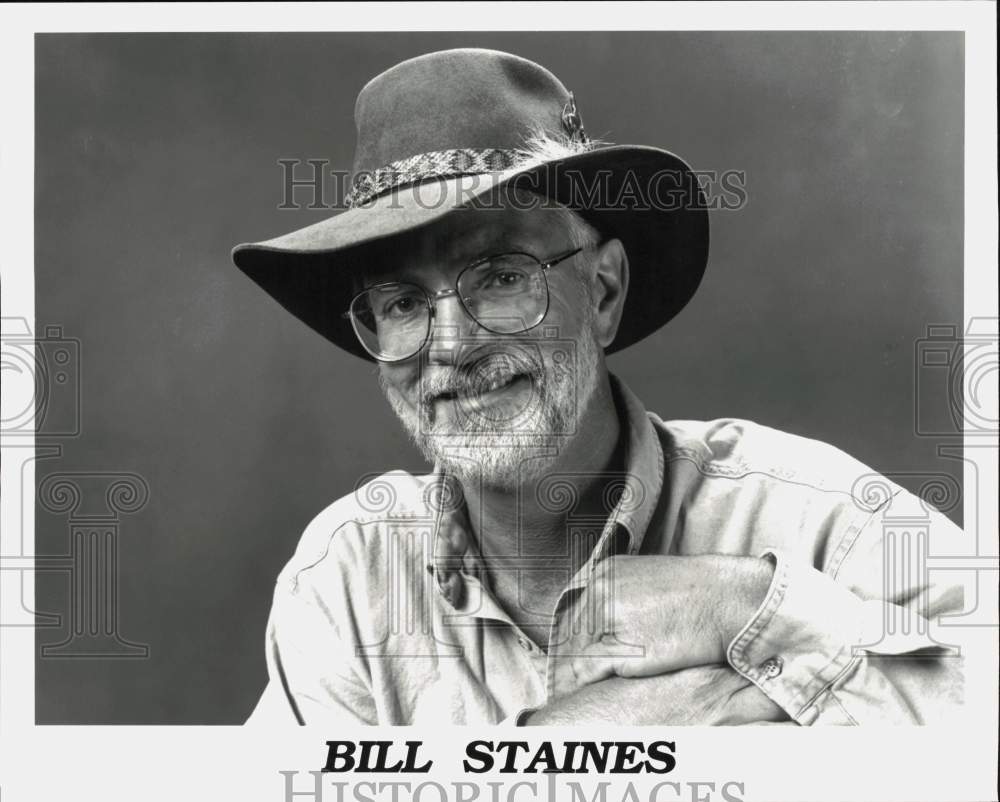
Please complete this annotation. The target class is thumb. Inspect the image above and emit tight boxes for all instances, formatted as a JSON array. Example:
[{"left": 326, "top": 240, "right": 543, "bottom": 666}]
[{"left": 570, "top": 636, "right": 628, "bottom": 688}]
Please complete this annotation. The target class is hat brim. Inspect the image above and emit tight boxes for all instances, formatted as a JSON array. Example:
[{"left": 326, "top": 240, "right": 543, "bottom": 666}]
[{"left": 232, "top": 145, "right": 709, "bottom": 361}]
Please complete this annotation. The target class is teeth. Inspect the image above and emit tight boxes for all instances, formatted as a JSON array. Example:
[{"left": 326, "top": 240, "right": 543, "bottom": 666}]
[
  {"left": 430, "top": 373, "right": 526, "bottom": 404},
  {"left": 452, "top": 373, "right": 517, "bottom": 398},
  {"left": 483, "top": 374, "right": 514, "bottom": 393}
]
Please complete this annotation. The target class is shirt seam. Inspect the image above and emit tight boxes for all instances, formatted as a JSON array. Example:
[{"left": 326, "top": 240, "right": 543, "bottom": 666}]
[
  {"left": 288, "top": 507, "right": 438, "bottom": 592},
  {"left": 800, "top": 654, "right": 863, "bottom": 725},
  {"left": 827, "top": 489, "right": 902, "bottom": 580},
  {"left": 287, "top": 520, "right": 359, "bottom": 591},
  {"left": 664, "top": 448, "right": 880, "bottom": 506},
  {"left": 827, "top": 687, "right": 861, "bottom": 726}
]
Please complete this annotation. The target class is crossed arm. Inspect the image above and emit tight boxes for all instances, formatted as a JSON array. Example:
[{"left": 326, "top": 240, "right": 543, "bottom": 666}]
[
  {"left": 522, "top": 555, "right": 789, "bottom": 726},
  {"left": 522, "top": 665, "right": 792, "bottom": 726},
  {"left": 254, "top": 490, "right": 966, "bottom": 726},
  {"left": 522, "top": 498, "right": 966, "bottom": 727}
]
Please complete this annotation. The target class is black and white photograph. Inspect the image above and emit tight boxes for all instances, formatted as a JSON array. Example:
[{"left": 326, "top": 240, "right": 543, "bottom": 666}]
[{"left": 1, "top": 4, "right": 997, "bottom": 802}]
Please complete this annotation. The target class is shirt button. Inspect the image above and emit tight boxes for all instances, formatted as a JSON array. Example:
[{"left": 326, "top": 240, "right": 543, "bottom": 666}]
[
  {"left": 760, "top": 656, "right": 784, "bottom": 679},
  {"left": 517, "top": 636, "right": 532, "bottom": 652},
  {"left": 436, "top": 570, "right": 465, "bottom": 609}
]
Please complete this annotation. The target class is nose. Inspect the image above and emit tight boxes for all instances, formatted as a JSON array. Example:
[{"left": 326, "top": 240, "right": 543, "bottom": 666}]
[{"left": 425, "top": 292, "right": 481, "bottom": 366}]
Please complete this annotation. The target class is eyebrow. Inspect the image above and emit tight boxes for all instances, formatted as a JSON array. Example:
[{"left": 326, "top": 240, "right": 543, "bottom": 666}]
[{"left": 361, "top": 237, "right": 537, "bottom": 288}]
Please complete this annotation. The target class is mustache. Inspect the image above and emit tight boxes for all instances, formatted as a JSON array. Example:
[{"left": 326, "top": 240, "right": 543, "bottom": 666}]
[{"left": 419, "top": 350, "right": 544, "bottom": 406}]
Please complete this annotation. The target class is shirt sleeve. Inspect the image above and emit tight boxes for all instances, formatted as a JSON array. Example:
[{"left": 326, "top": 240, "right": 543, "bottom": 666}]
[
  {"left": 497, "top": 707, "right": 537, "bottom": 726},
  {"left": 245, "top": 565, "right": 378, "bottom": 726},
  {"left": 726, "top": 488, "right": 965, "bottom": 725}
]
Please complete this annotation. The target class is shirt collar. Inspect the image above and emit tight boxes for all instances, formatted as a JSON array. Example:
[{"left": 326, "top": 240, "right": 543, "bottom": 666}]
[
  {"left": 592, "top": 373, "right": 665, "bottom": 560},
  {"left": 424, "top": 372, "right": 665, "bottom": 603}
]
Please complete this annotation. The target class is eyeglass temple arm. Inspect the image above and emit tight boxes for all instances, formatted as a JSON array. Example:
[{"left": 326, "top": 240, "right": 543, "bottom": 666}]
[{"left": 540, "top": 246, "right": 584, "bottom": 272}]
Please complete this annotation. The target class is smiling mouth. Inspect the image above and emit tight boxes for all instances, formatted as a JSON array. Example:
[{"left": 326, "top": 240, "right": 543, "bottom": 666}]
[{"left": 434, "top": 373, "right": 531, "bottom": 405}]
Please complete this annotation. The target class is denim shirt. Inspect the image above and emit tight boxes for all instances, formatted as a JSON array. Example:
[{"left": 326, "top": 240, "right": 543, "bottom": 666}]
[{"left": 248, "top": 374, "right": 964, "bottom": 726}]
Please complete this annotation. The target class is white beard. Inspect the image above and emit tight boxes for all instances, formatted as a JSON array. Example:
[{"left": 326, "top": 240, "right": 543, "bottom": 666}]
[{"left": 382, "top": 330, "right": 603, "bottom": 492}]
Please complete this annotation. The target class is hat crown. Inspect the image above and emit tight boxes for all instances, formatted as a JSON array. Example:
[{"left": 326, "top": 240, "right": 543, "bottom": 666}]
[
  {"left": 352, "top": 48, "right": 577, "bottom": 174},
  {"left": 233, "top": 48, "right": 709, "bottom": 362}
]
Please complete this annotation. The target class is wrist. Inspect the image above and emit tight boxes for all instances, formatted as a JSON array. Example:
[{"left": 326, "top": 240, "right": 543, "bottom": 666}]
[{"left": 717, "top": 555, "right": 776, "bottom": 654}]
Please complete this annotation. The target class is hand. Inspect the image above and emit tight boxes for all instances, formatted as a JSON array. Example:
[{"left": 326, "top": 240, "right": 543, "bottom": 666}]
[
  {"left": 524, "top": 664, "right": 791, "bottom": 726},
  {"left": 552, "top": 554, "right": 774, "bottom": 696}
]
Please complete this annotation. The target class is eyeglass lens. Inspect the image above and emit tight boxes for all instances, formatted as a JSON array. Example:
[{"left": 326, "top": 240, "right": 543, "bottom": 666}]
[{"left": 350, "top": 253, "right": 548, "bottom": 361}]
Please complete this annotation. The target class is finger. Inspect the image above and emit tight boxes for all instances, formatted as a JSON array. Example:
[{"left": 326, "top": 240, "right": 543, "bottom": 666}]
[
  {"left": 725, "top": 685, "right": 791, "bottom": 725},
  {"left": 585, "top": 633, "right": 682, "bottom": 681},
  {"left": 570, "top": 641, "right": 621, "bottom": 688},
  {"left": 552, "top": 632, "right": 613, "bottom": 696},
  {"left": 597, "top": 633, "right": 663, "bottom": 677}
]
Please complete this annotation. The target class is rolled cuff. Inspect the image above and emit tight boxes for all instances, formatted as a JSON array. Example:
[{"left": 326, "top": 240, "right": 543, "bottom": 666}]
[{"left": 726, "top": 549, "right": 868, "bottom": 723}]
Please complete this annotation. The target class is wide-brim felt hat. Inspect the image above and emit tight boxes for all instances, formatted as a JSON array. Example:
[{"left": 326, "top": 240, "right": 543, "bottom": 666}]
[{"left": 232, "top": 48, "right": 709, "bottom": 362}]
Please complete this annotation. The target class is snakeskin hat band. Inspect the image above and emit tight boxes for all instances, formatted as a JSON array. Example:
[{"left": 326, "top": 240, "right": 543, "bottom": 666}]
[
  {"left": 232, "top": 48, "right": 709, "bottom": 361},
  {"left": 344, "top": 148, "right": 523, "bottom": 209}
]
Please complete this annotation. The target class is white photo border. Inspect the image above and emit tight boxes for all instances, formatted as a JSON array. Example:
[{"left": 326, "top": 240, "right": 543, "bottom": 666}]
[{"left": 1, "top": 3, "right": 996, "bottom": 802}]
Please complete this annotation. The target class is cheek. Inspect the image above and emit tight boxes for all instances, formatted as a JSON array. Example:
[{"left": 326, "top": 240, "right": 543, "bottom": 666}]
[
  {"left": 378, "top": 364, "right": 419, "bottom": 406},
  {"left": 544, "top": 288, "right": 593, "bottom": 339}
]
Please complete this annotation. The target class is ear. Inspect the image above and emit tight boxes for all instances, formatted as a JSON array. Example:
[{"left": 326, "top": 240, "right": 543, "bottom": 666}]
[{"left": 589, "top": 238, "right": 630, "bottom": 349}]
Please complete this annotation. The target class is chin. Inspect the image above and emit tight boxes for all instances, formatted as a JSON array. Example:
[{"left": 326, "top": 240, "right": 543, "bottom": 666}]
[
  {"left": 419, "top": 409, "right": 566, "bottom": 483},
  {"left": 382, "top": 329, "right": 605, "bottom": 491},
  {"left": 428, "top": 439, "right": 563, "bottom": 492}
]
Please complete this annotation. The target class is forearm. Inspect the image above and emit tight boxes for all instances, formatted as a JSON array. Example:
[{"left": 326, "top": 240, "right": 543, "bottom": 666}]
[
  {"left": 524, "top": 675, "right": 666, "bottom": 726},
  {"left": 523, "top": 665, "right": 789, "bottom": 726}
]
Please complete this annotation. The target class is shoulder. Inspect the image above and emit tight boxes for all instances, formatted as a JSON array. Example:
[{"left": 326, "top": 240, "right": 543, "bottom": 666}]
[
  {"left": 651, "top": 414, "right": 900, "bottom": 508},
  {"left": 647, "top": 415, "right": 910, "bottom": 569},
  {"left": 275, "top": 469, "right": 439, "bottom": 595}
]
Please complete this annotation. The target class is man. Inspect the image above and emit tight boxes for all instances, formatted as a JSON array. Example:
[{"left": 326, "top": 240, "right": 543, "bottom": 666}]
[{"left": 233, "top": 48, "right": 964, "bottom": 725}]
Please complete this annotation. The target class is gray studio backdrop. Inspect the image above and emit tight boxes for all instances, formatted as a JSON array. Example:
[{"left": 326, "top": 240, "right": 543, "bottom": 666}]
[{"left": 33, "top": 32, "right": 963, "bottom": 723}]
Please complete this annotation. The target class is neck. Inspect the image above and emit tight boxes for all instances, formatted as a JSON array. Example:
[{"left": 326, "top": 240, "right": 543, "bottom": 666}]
[{"left": 461, "top": 371, "right": 625, "bottom": 567}]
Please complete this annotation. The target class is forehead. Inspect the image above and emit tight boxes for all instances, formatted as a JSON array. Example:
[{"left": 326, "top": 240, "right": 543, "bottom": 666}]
[{"left": 361, "top": 195, "right": 570, "bottom": 286}]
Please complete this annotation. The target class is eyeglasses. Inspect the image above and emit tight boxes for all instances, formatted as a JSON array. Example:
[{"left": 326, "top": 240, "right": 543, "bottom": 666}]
[{"left": 344, "top": 247, "right": 583, "bottom": 362}]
